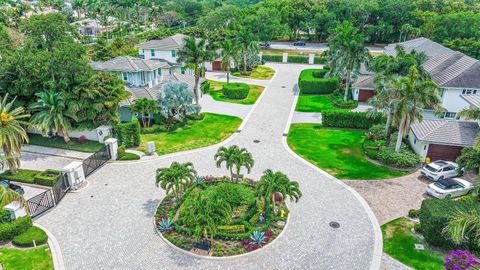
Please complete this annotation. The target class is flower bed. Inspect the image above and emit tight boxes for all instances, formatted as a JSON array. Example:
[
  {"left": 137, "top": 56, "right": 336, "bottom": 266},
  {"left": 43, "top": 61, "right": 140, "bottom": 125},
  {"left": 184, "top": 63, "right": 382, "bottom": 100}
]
[{"left": 154, "top": 177, "right": 288, "bottom": 257}]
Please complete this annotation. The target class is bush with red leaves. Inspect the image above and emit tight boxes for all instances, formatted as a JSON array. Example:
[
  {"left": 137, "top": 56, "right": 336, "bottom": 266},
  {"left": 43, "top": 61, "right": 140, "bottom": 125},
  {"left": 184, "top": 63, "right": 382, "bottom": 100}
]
[{"left": 79, "top": 135, "right": 86, "bottom": 144}]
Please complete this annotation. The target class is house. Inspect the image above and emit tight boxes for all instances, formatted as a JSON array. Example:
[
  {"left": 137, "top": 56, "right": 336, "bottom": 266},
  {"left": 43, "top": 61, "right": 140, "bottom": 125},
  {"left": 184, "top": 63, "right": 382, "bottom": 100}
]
[
  {"left": 352, "top": 37, "right": 480, "bottom": 162},
  {"left": 136, "top": 34, "right": 224, "bottom": 72},
  {"left": 73, "top": 18, "right": 113, "bottom": 38}
]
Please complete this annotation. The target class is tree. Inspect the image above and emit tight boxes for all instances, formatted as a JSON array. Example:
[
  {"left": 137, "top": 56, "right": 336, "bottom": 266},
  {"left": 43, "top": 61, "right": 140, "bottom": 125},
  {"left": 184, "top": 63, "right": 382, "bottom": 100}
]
[
  {"left": 130, "top": 98, "right": 157, "bottom": 127},
  {"left": 219, "top": 38, "right": 240, "bottom": 83},
  {"left": 257, "top": 169, "right": 302, "bottom": 214},
  {"left": 327, "top": 22, "right": 371, "bottom": 101},
  {"left": 177, "top": 36, "right": 216, "bottom": 104},
  {"left": 237, "top": 27, "right": 258, "bottom": 73},
  {"left": 0, "top": 94, "right": 29, "bottom": 174},
  {"left": 155, "top": 161, "right": 196, "bottom": 201},
  {"left": 0, "top": 186, "right": 25, "bottom": 208},
  {"left": 443, "top": 209, "right": 480, "bottom": 250},
  {"left": 30, "top": 90, "right": 75, "bottom": 144},
  {"left": 157, "top": 81, "right": 201, "bottom": 129},
  {"left": 214, "top": 145, "right": 254, "bottom": 182},
  {"left": 456, "top": 147, "right": 480, "bottom": 174}
]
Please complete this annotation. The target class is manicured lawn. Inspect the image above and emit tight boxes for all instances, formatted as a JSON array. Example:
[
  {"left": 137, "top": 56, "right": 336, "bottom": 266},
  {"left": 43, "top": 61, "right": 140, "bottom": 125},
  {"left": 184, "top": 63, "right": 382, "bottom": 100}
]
[
  {"left": 231, "top": 65, "right": 275, "bottom": 80},
  {"left": 287, "top": 124, "right": 406, "bottom": 179},
  {"left": 119, "top": 152, "right": 141, "bottom": 160},
  {"left": 296, "top": 95, "right": 348, "bottom": 112},
  {"left": 207, "top": 80, "right": 264, "bottom": 105},
  {"left": 382, "top": 217, "right": 445, "bottom": 270},
  {"left": 140, "top": 113, "right": 242, "bottom": 155},
  {"left": 0, "top": 246, "right": 53, "bottom": 270},
  {"left": 28, "top": 134, "right": 104, "bottom": 153}
]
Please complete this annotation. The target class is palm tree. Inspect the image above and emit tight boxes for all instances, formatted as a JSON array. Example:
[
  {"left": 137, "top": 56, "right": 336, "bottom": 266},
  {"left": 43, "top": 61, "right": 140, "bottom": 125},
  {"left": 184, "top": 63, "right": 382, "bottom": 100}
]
[
  {"left": 257, "top": 169, "right": 302, "bottom": 214},
  {"left": 0, "top": 186, "right": 25, "bottom": 209},
  {"left": 443, "top": 209, "right": 480, "bottom": 250},
  {"left": 214, "top": 145, "right": 254, "bottom": 182},
  {"left": 220, "top": 38, "right": 240, "bottom": 83},
  {"left": 177, "top": 36, "right": 216, "bottom": 104},
  {"left": 30, "top": 90, "right": 75, "bottom": 144},
  {"left": 0, "top": 94, "right": 29, "bottom": 174},
  {"left": 327, "top": 22, "right": 371, "bottom": 101},
  {"left": 155, "top": 162, "right": 196, "bottom": 201},
  {"left": 130, "top": 98, "right": 157, "bottom": 127},
  {"left": 237, "top": 27, "right": 258, "bottom": 73}
]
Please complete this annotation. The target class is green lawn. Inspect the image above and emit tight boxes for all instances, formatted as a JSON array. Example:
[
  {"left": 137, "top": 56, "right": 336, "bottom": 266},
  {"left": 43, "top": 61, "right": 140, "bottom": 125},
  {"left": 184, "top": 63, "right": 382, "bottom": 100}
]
[
  {"left": 139, "top": 113, "right": 242, "bottom": 156},
  {"left": 208, "top": 80, "right": 264, "bottom": 105},
  {"left": 231, "top": 65, "right": 275, "bottom": 80},
  {"left": 296, "top": 95, "right": 348, "bottom": 112},
  {"left": 0, "top": 246, "right": 53, "bottom": 270},
  {"left": 287, "top": 124, "right": 406, "bottom": 179},
  {"left": 28, "top": 134, "right": 104, "bottom": 153},
  {"left": 383, "top": 217, "right": 446, "bottom": 270}
]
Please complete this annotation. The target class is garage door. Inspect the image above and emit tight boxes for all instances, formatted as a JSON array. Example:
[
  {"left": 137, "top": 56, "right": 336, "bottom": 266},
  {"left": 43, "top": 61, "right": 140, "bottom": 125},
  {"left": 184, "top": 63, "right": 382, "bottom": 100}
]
[
  {"left": 212, "top": 61, "right": 222, "bottom": 71},
  {"left": 358, "top": 90, "right": 375, "bottom": 102},
  {"left": 427, "top": 144, "right": 463, "bottom": 161}
]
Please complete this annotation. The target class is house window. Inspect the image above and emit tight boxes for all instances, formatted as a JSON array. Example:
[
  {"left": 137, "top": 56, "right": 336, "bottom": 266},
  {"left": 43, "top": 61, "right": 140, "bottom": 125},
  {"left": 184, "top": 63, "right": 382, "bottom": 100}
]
[
  {"left": 150, "top": 49, "right": 155, "bottom": 57},
  {"left": 440, "top": 89, "right": 445, "bottom": 98},
  {"left": 424, "top": 145, "right": 427, "bottom": 150},
  {"left": 444, "top": 112, "right": 457, "bottom": 119},
  {"left": 158, "top": 68, "right": 162, "bottom": 76},
  {"left": 142, "top": 49, "right": 145, "bottom": 54},
  {"left": 171, "top": 50, "right": 176, "bottom": 57},
  {"left": 123, "top": 73, "right": 127, "bottom": 81},
  {"left": 169, "top": 68, "right": 172, "bottom": 75},
  {"left": 414, "top": 136, "right": 417, "bottom": 144},
  {"left": 463, "top": 89, "right": 474, "bottom": 95},
  {"left": 474, "top": 90, "right": 478, "bottom": 95}
]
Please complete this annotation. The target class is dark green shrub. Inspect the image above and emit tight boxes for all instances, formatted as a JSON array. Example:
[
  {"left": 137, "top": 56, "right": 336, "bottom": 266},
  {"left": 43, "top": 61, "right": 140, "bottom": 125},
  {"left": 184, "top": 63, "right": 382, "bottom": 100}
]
[
  {"left": 33, "top": 169, "right": 61, "bottom": 186},
  {"left": 262, "top": 55, "right": 283, "bottom": 62},
  {"left": 12, "top": 226, "right": 48, "bottom": 247},
  {"left": 332, "top": 98, "right": 358, "bottom": 109},
  {"left": 312, "top": 69, "right": 328, "bottom": 78},
  {"left": 367, "top": 124, "right": 387, "bottom": 140},
  {"left": 413, "top": 223, "right": 422, "bottom": 234},
  {"left": 186, "top": 113, "right": 205, "bottom": 121},
  {"left": 201, "top": 80, "right": 211, "bottom": 94},
  {"left": 0, "top": 210, "right": 11, "bottom": 223},
  {"left": 153, "top": 113, "right": 166, "bottom": 125},
  {"left": 119, "top": 152, "right": 140, "bottom": 160},
  {"left": 0, "top": 169, "right": 40, "bottom": 184},
  {"left": 298, "top": 69, "right": 339, "bottom": 95},
  {"left": 287, "top": 55, "right": 308, "bottom": 63},
  {"left": 322, "top": 111, "right": 385, "bottom": 129},
  {"left": 112, "top": 118, "right": 141, "bottom": 147},
  {"left": 0, "top": 216, "right": 32, "bottom": 242},
  {"left": 222, "top": 83, "right": 250, "bottom": 100},
  {"left": 118, "top": 145, "right": 126, "bottom": 157},
  {"left": 408, "top": 209, "right": 421, "bottom": 218},
  {"left": 362, "top": 139, "right": 384, "bottom": 160},
  {"left": 314, "top": 56, "right": 326, "bottom": 64},
  {"left": 377, "top": 147, "right": 421, "bottom": 168}
]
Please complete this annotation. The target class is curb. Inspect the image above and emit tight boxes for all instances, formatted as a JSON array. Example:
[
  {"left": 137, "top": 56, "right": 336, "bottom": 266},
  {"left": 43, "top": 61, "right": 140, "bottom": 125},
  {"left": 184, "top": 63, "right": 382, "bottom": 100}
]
[
  {"left": 34, "top": 223, "right": 65, "bottom": 270},
  {"left": 281, "top": 86, "right": 383, "bottom": 270}
]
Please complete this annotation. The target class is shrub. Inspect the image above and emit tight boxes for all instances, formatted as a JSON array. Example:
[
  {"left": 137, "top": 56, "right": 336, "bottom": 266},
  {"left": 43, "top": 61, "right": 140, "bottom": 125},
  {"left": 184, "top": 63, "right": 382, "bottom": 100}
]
[
  {"left": 222, "top": 83, "right": 250, "bottom": 100},
  {"left": 408, "top": 209, "right": 421, "bottom": 218},
  {"left": 201, "top": 80, "right": 211, "bottom": 94},
  {"left": 262, "top": 54, "right": 283, "bottom": 62},
  {"left": 0, "top": 216, "right": 32, "bottom": 242},
  {"left": 0, "top": 169, "right": 40, "bottom": 184},
  {"left": 112, "top": 118, "right": 141, "bottom": 147},
  {"left": 312, "top": 69, "right": 328, "bottom": 78},
  {"left": 332, "top": 98, "right": 358, "bottom": 109},
  {"left": 79, "top": 135, "right": 86, "bottom": 144},
  {"left": 377, "top": 147, "right": 421, "bottom": 168},
  {"left": 314, "top": 56, "right": 326, "bottom": 64},
  {"left": 33, "top": 169, "right": 61, "bottom": 186},
  {"left": 287, "top": 55, "right": 308, "bottom": 64},
  {"left": 119, "top": 152, "right": 140, "bottom": 160},
  {"left": 445, "top": 250, "right": 480, "bottom": 270},
  {"left": 153, "top": 113, "right": 166, "bottom": 125},
  {"left": 118, "top": 145, "right": 126, "bottom": 157},
  {"left": 217, "top": 225, "right": 245, "bottom": 233},
  {"left": 367, "top": 124, "right": 387, "bottom": 141},
  {"left": 413, "top": 223, "right": 422, "bottom": 234},
  {"left": 298, "top": 69, "right": 339, "bottom": 95},
  {"left": 186, "top": 113, "right": 205, "bottom": 121},
  {"left": 0, "top": 210, "right": 11, "bottom": 223},
  {"left": 322, "top": 111, "right": 385, "bottom": 129},
  {"left": 12, "top": 226, "right": 48, "bottom": 247}
]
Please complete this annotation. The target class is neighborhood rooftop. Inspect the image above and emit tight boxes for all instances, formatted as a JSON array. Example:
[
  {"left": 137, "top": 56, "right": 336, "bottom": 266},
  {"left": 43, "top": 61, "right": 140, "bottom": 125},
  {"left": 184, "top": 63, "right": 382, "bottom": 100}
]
[
  {"left": 136, "top": 34, "right": 188, "bottom": 50},
  {"left": 461, "top": 94, "right": 480, "bottom": 108},
  {"left": 411, "top": 119, "right": 480, "bottom": 147},
  {"left": 90, "top": 56, "right": 171, "bottom": 72}
]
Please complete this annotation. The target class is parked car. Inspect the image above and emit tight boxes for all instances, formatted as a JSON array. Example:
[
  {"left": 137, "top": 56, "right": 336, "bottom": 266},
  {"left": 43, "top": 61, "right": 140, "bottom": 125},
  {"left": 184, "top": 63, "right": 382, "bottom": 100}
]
[
  {"left": 293, "top": 41, "right": 306, "bottom": 46},
  {"left": 421, "top": 160, "right": 464, "bottom": 181},
  {"left": 426, "top": 178, "right": 474, "bottom": 199},
  {"left": 0, "top": 180, "right": 25, "bottom": 196}
]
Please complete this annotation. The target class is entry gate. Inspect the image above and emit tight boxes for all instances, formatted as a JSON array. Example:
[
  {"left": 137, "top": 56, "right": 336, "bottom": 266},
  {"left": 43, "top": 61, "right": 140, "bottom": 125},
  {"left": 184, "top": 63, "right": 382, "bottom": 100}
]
[
  {"left": 82, "top": 145, "right": 110, "bottom": 177},
  {"left": 27, "top": 190, "right": 55, "bottom": 218}
]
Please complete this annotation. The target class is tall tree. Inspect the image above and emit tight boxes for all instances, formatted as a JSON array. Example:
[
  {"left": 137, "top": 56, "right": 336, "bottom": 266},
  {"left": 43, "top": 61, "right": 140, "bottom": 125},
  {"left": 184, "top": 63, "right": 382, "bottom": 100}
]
[
  {"left": 155, "top": 161, "right": 196, "bottom": 201},
  {"left": 443, "top": 209, "right": 480, "bottom": 251},
  {"left": 0, "top": 186, "right": 25, "bottom": 208},
  {"left": 214, "top": 145, "right": 254, "bottom": 182},
  {"left": 219, "top": 38, "right": 240, "bottom": 83},
  {"left": 237, "top": 27, "right": 258, "bottom": 73},
  {"left": 257, "top": 169, "right": 302, "bottom": 214},
  {"left": 130, "top": 98, "right": 157, "bottom": 127},
  {"left": 157, "top": 81, "right": 200, "bottom": 129}
]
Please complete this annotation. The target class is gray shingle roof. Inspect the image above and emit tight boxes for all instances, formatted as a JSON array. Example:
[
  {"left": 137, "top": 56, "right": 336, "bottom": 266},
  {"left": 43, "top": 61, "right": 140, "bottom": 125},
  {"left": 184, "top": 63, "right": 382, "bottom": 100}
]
[
  {"left": 90, "top": 56, "right": 170, "bottom": 72},
  {"left": 384, "top": 37, "right": 454, "bottom": 58},
  {"left": 136, "top": 34, "right": 187, "bottom": 50},
  {"left": 461, "top": 94, "right": 480, "bottom": 108},
  {"left": 352, "top": 75, "right": 375, "bottom": 89},
  {"left": 411, "top": 119, "right": 479, "bottom": 147}
]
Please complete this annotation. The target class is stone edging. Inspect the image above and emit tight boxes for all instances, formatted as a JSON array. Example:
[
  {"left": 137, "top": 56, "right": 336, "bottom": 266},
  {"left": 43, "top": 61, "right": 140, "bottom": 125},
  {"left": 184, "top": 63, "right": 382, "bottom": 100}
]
[
  {"left": 34, "top": 223, "right": 65, "bottom": 270},
  {"left": 152, "top": 196, "right": 291, "bottom": 260},
  {"left": 281, "top": 83, "right": 383, "bottom": 270}
]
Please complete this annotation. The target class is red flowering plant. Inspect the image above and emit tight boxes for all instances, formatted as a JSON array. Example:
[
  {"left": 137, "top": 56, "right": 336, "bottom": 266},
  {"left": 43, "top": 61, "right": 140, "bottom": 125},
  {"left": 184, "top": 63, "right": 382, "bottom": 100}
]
[{"left": 79, "top": 135, "right": 86, "bottom": 144}]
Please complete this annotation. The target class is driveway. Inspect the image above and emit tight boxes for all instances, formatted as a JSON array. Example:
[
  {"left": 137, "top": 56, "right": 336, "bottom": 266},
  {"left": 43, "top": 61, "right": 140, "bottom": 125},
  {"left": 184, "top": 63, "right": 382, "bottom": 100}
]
[
  {"left": 19, "top": 152, "right": 79, "bottom": 171},
  {"left": 36, "top": 63, "right": 380, "bottom": 270},
  {"left": 269, "top": 41, "right": 385, "bottom": 53}
]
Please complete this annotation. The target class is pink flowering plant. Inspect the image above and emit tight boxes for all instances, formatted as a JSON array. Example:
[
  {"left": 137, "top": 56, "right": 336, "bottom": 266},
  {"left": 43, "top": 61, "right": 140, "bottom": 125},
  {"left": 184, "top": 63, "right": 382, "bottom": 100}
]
[{"left": 444, "top": 250, "right": 480, "bottom": 270}]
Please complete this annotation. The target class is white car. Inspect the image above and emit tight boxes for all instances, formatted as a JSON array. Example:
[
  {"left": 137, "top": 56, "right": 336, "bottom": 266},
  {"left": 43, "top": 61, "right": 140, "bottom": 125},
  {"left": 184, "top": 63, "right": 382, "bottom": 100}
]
[
  {"left": 421, "top": 160, "right": 463, "bottom": 181},
  {"left": 426, "top": 178, "right": 474, "bottom": 199}
]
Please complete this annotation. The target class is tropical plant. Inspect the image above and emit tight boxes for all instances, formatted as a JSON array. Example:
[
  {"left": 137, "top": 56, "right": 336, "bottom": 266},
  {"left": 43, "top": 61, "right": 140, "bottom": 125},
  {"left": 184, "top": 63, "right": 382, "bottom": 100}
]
[
  {"left": 158, "top": 218, "right": 173, "bottom": 232},
  {"left": 250, "top": 231, "right": 266, "bottom": 245},
  {"left": 327, "top": 22, "right": 371, "bottom": 101},
  {"left": 194, "top": 175, "right": 203, "bottom": 183},
  {"left": 155, "top": 162, "right": 196, "bottom": 201},
  {"left": 237, "top": 27, "right": 259, "bottom": 73},
  {"left": 30, "top": 90, "right": 75, "bottom": 144},
  {"left": 456, "top": 147, "right": 480, "bottom": 175},
  {"left": 257, "top": 169, "right": 302, "bottom": 214},
  {"left": 214, "top": 145, "right": 254, "bottom": 182},
  {"left": 130, "top": 98, "right": 157, "bottom": 127},
  {"left": 177, "top": 36, "right": 216, "bottom": 104},
  {"left": 0, "top": 94, "right": 29, "bottom": 174},
  {"left": 443, "top": 209, "right": 480, "bottom": 250},
  {"left": 220, "top": 38, "right": 240, "bottom": 83},
  {"left": 157, "top": 81, "right": 201, "bottom": 129}
]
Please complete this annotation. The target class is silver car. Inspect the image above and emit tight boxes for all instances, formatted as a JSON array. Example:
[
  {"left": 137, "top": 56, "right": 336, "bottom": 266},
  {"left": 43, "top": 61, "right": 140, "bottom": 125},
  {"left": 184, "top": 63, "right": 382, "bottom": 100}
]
[
  {"left": 421, "top": 160, "right": 463, "bottom": 181},
  {"left": 426, "top": 178, "right": 474, "bottom": 199}
]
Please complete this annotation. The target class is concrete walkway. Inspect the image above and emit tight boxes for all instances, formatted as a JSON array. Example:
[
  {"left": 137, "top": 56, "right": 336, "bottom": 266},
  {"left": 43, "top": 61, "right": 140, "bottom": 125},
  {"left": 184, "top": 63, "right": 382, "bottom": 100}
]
[
  {"left": 205, "top": 71, "right": 271, "bottom": 87},
  {"left": 36, "top": 63, "right": 380, "bottom": 270},
  {"left": 292, "top": 112, "right": 322, "bottom": 124},
  {"left": 21, "top": 145, "right": 92, "bottom": 160},
  {"left": 199, "top": 94, "right": 252, "bottom": 119}
]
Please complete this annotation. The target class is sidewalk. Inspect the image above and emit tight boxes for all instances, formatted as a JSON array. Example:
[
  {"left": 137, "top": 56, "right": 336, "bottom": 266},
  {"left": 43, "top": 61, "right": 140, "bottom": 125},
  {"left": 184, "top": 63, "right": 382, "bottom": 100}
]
[{"left": 21, "top": 145, "right": 92, "bottom": 160}]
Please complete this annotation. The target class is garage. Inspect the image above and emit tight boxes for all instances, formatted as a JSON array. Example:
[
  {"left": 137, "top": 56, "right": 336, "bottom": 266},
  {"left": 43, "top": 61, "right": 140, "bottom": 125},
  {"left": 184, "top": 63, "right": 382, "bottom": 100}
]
[
  {"left": 358, "top": 89, "right": 375, "bottom": 102},
  {"left": 211, "top": 61, "right": 223, "bottom": 71},
  {"left": 427, "top": 144, "right": 463, "bottom": 161}
]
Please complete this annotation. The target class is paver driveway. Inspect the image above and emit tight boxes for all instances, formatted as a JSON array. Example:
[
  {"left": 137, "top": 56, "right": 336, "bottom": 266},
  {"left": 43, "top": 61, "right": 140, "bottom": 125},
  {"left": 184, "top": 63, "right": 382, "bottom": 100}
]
[{"left": 37, "top": 63, "right": 381, "bottom": 270}]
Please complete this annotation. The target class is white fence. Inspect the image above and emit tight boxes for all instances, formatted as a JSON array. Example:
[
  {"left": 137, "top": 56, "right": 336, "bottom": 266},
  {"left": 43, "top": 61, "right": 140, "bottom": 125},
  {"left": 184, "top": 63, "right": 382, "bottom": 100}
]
[{"left": 28, "top": 125, "right": 111, "bottom": 143}]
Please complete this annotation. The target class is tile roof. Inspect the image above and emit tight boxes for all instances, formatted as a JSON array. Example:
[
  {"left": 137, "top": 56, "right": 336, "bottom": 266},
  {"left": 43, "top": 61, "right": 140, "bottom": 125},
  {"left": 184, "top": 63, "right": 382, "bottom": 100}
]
[
  {"left": 90, "top": 56, "right": 170, "bottom": 72},
  {"left": 352, "top": 75, "right": 375, "bottom": 89},
  {"left": 411, "top": 119, "right": 479, "bottom": 147},
  {"left": 461, "top": 94, "right": 480, "bottom": 108},
  {"left": 136, "top": 34, "right": 188, "bottom": 50}
]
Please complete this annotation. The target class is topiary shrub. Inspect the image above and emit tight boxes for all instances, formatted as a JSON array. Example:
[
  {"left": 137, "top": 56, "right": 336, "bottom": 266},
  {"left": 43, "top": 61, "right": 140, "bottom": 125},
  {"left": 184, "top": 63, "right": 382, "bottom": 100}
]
[
  {"left": 0, "top": 216, "right": 32, "bottom": 242},
  {"left": 312, "top": 69, "right": 328, "bottom": 78},
  {"left": 222, "top": 83, "right": 250, "bottom": 100},
  {"left": 322, "top": 111, "right": 385, "bottom": 129},
  {"left": 33, "top": 169, "right": 62, "bottom": 186},
  {"left": 12, "top": 226, "right": 48, "bottom": 247},
  {"left": 298, "top": 69, "right": 339, "bottom": 95}
]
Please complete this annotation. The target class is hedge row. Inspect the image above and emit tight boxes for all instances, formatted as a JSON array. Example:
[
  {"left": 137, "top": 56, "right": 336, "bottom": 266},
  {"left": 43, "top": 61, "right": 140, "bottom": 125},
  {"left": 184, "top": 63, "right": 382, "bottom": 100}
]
[
  {"left": 33, "top": 169, "right": 62, "bottom": 186},
  {"left": 0, "top": 169, "right": 61, "bottom": 187},
  {"left": 0, "top": 216, "right": 32, "bottom": 242},
  {"left": 322, "top": 111, "right": 386, "bottom": 129},
  {"left": 112, "top": 118, "right": 141, "bottom": 147},
  {"left": 287, "top": 55, "right": 308, "bottom": 63},
  {"left": 262, "top": 55, "right": 283, "bottom": 62},
  {"left": 262, "top": 54, "right": 327, "bottom": 64},
  {"left": 298, "top": 69, "right": 339, "bottom": 95},
  {"left": 222, "top": 83, "right": 250, "bottom": 100}
]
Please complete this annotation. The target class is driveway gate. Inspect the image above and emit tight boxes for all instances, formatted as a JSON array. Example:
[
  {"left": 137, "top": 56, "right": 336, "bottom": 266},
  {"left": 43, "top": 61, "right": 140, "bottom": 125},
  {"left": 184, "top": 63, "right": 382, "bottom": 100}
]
[
  {"left": 27, "top": 190, "right": 55, "bottom": 218},
  {"left": 82, "top": 145, "right": 110, "bottom": 177},
  {"left": 52, "top": 174, "right": 70, "bottom": 204}
]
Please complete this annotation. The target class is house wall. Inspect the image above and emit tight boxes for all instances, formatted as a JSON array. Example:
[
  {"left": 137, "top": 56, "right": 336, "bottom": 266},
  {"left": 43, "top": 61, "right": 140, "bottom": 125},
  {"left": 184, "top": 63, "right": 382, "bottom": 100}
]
[
  {"left": 408, "top": 130, "right": 429, "bottom": 162},
  {"left": 440, "top": 88, "right": 472, "bottom": 118},
  {"left": 142, "top": 49, "right": 179, "bottom": 63}
]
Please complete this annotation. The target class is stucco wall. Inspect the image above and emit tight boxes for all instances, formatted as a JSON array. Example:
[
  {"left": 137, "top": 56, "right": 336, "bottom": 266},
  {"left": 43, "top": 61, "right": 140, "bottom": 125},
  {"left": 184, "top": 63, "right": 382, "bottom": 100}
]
[
  {"left": 441, "top": 88, "right": 471, "bottom": 115},
  {"left": 408, "top": 130, "right": 429, "bottom": 161}
]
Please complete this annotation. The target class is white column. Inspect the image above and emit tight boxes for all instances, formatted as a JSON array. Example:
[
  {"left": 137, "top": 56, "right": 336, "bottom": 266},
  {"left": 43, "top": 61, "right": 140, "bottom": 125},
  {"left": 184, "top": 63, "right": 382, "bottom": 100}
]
[
  {"left": 282, "top": 53, "right": 288, "bottom": 63},
  {"left": 308, "top": 54, "right": 314, "bottom": 65},
  {"left": 3, "top": 202, "right": 27, "bottom": 220},
  {"left": 104, "top": 138, "right": 118, "bottom": 161}
]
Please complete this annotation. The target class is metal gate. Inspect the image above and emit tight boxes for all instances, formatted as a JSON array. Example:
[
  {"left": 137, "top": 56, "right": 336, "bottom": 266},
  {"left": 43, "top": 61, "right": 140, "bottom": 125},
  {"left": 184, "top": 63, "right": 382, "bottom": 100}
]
[
  {"left": 52, "top": 174, "right": 70, "bottom": 204},
  {"left": 27, "top": 190, "right": 55, "bottom": 218},
  {"left": 82, "top": 145, "right": 110, "bottom": 177}
]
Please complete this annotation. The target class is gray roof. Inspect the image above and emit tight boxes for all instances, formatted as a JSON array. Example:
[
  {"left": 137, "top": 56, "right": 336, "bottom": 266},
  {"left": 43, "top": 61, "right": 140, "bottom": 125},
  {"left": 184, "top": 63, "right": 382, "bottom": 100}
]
[
  {"left": 411, "top": 119, "right": 479, "bottom": 147},
  {"left": 384, "top": 37, "right": 454, "bottom": 58},
  {"left": 90, "top": 56, "right": 170, "bottom": 72},
  {"left": 461, "top": 94, "right": 480, "bottom": 108},
  {"left": 352, "top": 75, "right": 375, "bottom": 90},
  {"left": 137, "top": 34, "right": 187, "bottom": 50}
]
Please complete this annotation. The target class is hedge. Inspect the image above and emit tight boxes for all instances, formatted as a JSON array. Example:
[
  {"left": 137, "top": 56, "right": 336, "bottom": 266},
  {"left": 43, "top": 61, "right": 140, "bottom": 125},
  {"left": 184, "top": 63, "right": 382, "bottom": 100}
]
[
  {"left": 0, "top": 169, "right": 40, "bottom": 184},
  {"left": 112, "top": 118, "right": 141, "bottom": 147},
  {"left": 222, "top": 83, "right": 250, "bottom": 100},
  {"left": 420, "top": 199, "right": 480, "bottom": 252},
  {"left": 0, "top": 216, "right": 32, "bottom": 242},
  {"left": 33, "top": 169, "right": 61, "bottom": 186},
  {"left": 12, "top": 226, "right": 48, "bottom": 247},
  {"left": 262, "top": 54, "right": 283, "bottom": 62},
  {"left": 217, "top": 224, "right": 245, "bottom": 233},
  {"left": 298, "top": 69, "right": 339, "bottom": 95},
  {"left": 322, "top": 111, "right": 386, "bottom": 129},
  {"left": 287, "top": 55, "right": 308, "bottom": 64},
  {"left": 314, "top": 56, "right": 327, "bottom": 64}
]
